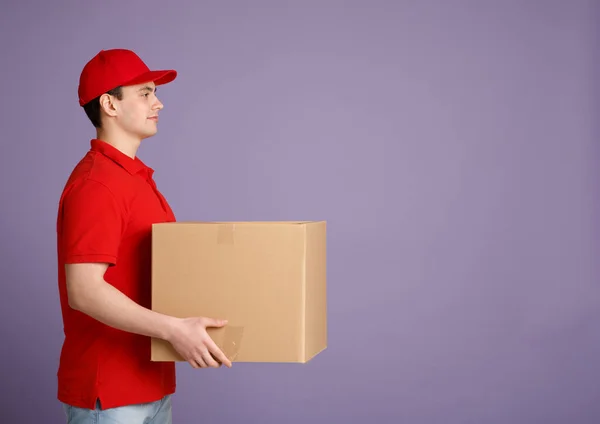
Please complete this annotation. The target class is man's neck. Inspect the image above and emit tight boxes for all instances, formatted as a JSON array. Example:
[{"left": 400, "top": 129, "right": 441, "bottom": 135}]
[{"left": 96, "top": 128, "right": 140, "bottom": 159}]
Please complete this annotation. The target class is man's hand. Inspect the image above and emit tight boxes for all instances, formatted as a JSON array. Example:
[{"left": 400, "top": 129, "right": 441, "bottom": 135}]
[{"left": 167, "top": 317, "right": 233, "bottom": 369}]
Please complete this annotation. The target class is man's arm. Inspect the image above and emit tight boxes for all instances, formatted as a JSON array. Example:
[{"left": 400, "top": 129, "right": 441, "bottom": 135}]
[
  {"left": 67, "top": 262, "right": 175, "bottom": 339},
  {"left": 66, "top": 262, "right": 232, "bottom": 368}
]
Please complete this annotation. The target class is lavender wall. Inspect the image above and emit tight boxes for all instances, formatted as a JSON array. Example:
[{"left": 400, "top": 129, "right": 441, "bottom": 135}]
[{"left": 1, "top": 1, "right": 600, "bottom": 423}]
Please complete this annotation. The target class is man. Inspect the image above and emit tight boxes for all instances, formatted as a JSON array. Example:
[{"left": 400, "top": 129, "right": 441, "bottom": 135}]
[{"left": 56, "top": 49, "right": 231, "bottom": 424}]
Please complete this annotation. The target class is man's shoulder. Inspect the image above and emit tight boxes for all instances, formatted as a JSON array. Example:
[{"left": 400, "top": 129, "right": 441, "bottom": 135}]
[{"left": 65, "top": 151, "right": 137, "bottom": 198}]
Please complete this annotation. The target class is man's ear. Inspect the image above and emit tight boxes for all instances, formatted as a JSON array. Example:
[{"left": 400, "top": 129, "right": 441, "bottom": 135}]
[{"left": 99, "top": 93, "right": 118, "bottom": 118}]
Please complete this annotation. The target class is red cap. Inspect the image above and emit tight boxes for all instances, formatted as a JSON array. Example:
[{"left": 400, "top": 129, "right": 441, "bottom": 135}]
[{"left": 78, "top": 49, "right": 177, "bottom": 106}]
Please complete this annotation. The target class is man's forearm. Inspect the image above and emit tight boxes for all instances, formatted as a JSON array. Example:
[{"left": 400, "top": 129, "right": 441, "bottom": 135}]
[{"left": 71, "top": 279, "right": 178, "bottom": 341}]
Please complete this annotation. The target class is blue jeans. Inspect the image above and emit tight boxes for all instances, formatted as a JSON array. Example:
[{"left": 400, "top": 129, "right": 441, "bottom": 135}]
[{"left": 62, "top": 395, "right": 172, "bottom": 424}]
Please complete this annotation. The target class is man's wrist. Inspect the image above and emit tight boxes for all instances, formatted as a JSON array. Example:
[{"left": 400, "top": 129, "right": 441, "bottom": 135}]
[{"left": 158, "top": 314, "right": 180, "bottom": 342}]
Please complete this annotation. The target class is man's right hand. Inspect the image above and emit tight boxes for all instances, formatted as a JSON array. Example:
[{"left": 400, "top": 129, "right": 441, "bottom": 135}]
[{"left": 167, "top": 317, "right": 233, "bottom": 369}]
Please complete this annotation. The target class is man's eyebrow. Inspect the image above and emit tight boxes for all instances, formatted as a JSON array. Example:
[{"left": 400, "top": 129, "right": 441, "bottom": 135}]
[{"left": 138, "top": 86, "right": 156, "bottom": 93}]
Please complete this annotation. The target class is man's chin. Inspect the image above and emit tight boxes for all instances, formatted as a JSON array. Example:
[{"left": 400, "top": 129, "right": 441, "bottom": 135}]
[{"left": 140, "top": 130, "right": 158, "bottom": 140}]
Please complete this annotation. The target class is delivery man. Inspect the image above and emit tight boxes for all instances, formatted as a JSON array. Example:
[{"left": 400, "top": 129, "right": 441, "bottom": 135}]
[{"left": 55, "top": 48, "right": 231, "bottom": 424}]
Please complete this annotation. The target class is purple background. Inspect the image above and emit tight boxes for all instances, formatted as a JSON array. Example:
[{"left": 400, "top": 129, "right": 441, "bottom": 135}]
[{"left": 1, "top": 1, "right": 600, "bottom": 423}]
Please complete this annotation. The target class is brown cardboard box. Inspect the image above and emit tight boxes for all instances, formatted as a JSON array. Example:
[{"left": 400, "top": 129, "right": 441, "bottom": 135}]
[{"left": 150, "top": 221, "right": 327, "bottom": 363}]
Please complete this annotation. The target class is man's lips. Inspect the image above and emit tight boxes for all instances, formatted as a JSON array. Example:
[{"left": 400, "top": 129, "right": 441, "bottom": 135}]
[{"left": 148, "top": 116, "right": 159, "bottom": 121}]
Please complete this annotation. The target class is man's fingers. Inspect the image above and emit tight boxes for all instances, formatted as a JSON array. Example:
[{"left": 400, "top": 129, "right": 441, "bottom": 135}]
[
  {"left": 200, "top": 331, "right": 233, "bottom": 368},
  {"left": 208, "top": 343, "right": 232, "bottom": 368},
  {"left": 202, "top": 350, "right": 221, "bottom": 368},
  {"left": 189, "top": 359, "right": 200, "bottom": 369},
  {"left": 204, "top": 318, "right": 228, "bottom": 328},
  {"left": 195, "top": 356, "right": 208, "bottom": 368}
]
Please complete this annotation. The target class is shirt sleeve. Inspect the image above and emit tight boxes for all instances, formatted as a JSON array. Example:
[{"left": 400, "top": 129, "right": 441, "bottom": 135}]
[{"left": 59, "top": 178, "right": 126, "bottom": 266}]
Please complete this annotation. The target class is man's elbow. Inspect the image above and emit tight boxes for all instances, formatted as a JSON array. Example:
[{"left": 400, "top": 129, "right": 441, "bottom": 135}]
[
  {"left": 65, "top": 262, "right": 108, "bottom": 312},
  {"left": 67, "top": 285, "right": 87, "bottom": 311}
]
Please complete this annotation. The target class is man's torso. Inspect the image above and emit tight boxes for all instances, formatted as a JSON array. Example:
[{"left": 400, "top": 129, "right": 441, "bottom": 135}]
[{"left": 56, "top": 139, "right": 176, "bottom": 410}]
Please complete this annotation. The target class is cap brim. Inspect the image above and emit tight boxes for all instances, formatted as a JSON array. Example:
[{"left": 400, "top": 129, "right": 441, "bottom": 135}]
[{"left": 123, "top": 69, "right": 177, "bottom": 87}]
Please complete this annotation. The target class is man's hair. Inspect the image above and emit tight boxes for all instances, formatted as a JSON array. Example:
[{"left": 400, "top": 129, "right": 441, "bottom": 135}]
[{"left": 82, "top": 86, "right": 123, "bottom": 128}]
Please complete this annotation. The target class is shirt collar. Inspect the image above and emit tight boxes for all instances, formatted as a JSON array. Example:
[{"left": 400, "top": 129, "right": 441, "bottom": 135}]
[{"left": 90, "top": 139, "right": 154, "bottom": 178}]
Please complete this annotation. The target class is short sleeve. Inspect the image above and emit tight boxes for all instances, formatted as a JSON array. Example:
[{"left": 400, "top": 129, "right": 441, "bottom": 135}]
[{"left": 59, "top": 178, "right": 126, "bottom": 265}]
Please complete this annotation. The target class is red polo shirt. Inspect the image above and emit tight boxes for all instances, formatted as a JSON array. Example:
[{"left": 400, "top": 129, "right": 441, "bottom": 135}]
[{"left": 56, "top": 139, "right": 176, "bottom": 409}]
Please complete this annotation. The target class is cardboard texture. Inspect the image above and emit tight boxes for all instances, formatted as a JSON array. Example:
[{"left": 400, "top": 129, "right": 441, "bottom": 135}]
[{"left": 150, "top": 221, "right": 327, "bottom": 363}]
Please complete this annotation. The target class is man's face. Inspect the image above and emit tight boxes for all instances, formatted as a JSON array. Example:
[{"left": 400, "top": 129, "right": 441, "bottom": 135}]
[{"left": 113, "top": 81, "right": 163, "bottom": 140}]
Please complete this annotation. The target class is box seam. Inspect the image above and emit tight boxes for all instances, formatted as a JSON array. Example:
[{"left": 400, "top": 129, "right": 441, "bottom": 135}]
[{"left": 301, "top": 224, "right": 307, "bottom": 362}]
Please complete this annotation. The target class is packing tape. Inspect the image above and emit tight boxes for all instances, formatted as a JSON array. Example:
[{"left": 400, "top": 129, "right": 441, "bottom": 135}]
[
  {"left": 217, "top": 223, "right": 236, "bottom": 245},
  {"left": 209, "top": 324, "right": 244, "bottom": 362}
]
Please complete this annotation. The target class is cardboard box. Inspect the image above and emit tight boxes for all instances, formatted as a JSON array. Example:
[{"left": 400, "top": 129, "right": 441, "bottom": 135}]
[{"left": 150, "top": 221, "right": 327, "bottom": 363}]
